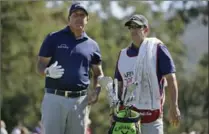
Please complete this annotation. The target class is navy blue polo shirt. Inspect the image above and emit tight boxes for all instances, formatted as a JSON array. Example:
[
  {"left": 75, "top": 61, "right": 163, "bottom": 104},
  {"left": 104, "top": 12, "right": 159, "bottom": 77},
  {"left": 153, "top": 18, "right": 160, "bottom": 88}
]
[
  {"left": 39, "top": 26, "right": 101, "bottom": 91},
  {"left": 114, "top": 43, "right": 176, "bottom": 95}
]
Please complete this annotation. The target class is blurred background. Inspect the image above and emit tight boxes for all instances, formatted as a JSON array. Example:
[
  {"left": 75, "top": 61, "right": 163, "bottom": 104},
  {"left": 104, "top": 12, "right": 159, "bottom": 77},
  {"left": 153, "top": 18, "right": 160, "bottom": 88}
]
[{"left": 1, "top": 1, "right": 208, "bottom": 134}]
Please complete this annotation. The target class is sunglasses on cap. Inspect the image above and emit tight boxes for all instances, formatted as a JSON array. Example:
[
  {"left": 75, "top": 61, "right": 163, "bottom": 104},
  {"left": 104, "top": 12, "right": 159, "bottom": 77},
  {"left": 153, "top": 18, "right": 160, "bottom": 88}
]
[{"left": 128, "top": 25, "right": 144, "bottom": 30}]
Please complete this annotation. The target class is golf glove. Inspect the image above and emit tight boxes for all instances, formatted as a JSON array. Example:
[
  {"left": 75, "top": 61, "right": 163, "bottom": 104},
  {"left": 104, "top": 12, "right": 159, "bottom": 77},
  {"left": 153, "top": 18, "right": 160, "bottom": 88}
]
[{"left": 44, "top": 61, "right": 64, "bottom": 79}]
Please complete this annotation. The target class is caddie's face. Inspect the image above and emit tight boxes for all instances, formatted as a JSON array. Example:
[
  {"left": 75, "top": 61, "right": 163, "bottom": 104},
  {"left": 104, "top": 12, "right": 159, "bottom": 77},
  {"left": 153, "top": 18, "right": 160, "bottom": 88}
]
[
  {"left": 128, "top": 22, "right": 146, "bottom": 39},
  {"left": 69, "top": 9, "right": 88, "bottom": 31}
]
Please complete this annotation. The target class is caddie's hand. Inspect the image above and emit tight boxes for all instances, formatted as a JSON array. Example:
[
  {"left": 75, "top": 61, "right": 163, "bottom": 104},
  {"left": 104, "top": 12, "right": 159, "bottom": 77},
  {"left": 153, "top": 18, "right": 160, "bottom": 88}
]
[
  {"left": 169, "top": 105, "right": 181, "bottom": 127},
  {"left": 98, "top": 76, "right": 113, "bottom": 88},
  {"left": 88, "top": 87, "right": 101, "bottom": 105},
  {"left": 44, "top": 61, "right": 64, "bottom": 79}
]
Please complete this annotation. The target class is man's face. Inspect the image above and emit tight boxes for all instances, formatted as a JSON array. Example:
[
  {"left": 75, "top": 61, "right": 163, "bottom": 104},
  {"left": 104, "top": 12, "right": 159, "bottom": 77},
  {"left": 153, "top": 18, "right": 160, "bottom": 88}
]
[
  {"left": 69, "top": 9, "right": 88, "bottom": 30},
  {"left": 128, "top": 22, "right": 147, "bottom": 39}
]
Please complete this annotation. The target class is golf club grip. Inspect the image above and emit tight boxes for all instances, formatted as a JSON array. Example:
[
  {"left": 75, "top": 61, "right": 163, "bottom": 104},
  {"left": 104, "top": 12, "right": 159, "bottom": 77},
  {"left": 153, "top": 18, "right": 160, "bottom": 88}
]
[{"left": 113, "top": 79, "right": 118, "bottom": 98}]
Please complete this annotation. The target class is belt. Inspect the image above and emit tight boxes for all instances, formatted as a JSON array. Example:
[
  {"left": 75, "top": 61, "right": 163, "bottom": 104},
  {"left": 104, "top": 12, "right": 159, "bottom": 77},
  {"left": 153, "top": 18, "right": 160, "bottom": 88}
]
[{"left": 45, "top": 88, "right": 87, "bottom": 98}]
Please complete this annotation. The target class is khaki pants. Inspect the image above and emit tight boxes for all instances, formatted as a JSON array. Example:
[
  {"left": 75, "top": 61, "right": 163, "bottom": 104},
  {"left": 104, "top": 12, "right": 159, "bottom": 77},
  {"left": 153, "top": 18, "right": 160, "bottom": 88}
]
[
  {"left": 41, "top": 93, "right": 89, "bottom": 134},
  {"left": 141, "top": 118, "right": 163, "bottom": 134}
]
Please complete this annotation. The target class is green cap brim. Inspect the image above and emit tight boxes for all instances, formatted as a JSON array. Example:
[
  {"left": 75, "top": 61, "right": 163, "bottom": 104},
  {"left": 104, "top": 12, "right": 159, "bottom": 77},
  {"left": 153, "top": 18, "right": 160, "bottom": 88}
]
[{"left": 125, "top": 20, "right": 144, "bottom": 27}]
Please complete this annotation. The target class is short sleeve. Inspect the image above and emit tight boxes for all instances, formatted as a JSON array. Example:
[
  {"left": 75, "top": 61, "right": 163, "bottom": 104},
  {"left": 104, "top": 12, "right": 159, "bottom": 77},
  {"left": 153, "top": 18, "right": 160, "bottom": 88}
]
[
  {"left": 158, "top": 44, "right": 176, "bottom": 75},
  {"left": 114, "top": 51, "right": 122, "bottom": 81},
  {"left": 114, "top": 66, "right": 122, "bottom": 81},
  {"left": 91, "top": 43, "right": 102, "bottom": 65},
  {"left": 38, "top": 33, "right": 55, "bottom": 57}
]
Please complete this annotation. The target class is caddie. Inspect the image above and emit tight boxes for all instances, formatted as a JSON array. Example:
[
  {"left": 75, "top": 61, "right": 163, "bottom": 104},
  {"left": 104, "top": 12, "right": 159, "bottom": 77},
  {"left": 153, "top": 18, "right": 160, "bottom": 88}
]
[{"left": 101, "top": 14, "right": 181, "bottom": 134}]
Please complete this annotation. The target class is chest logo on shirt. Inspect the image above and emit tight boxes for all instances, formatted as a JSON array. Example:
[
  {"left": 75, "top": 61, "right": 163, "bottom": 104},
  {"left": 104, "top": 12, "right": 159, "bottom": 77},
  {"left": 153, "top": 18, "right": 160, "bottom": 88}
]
[
  {"left": 58, "top": 44, "right": 69, "bottom": 49},
  {"left": 124, "top": 71, "right": 134, "bottom": 85}
]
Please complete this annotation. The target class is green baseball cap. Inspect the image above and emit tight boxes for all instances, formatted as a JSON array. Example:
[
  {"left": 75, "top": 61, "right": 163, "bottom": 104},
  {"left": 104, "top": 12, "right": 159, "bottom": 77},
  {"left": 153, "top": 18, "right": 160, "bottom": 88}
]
[{"left": 125, "top": 14, "right": 148, "bottom": 27}]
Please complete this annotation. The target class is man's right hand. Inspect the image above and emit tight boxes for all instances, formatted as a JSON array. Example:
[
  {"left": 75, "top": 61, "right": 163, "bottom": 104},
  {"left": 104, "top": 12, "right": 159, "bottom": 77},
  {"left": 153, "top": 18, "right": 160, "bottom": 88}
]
[{"left": 44, "top": 61, "right": 64, "bottom": 79}]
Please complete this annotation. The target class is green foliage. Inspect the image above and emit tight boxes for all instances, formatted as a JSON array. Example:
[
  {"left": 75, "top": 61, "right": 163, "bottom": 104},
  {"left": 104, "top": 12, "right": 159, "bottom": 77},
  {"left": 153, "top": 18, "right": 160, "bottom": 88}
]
[
  {"left": 1, "top": 1, "right": 61, "bottom": 131},
  {"left": 175, "top": 52, "right": 208, "bottom": 134}
]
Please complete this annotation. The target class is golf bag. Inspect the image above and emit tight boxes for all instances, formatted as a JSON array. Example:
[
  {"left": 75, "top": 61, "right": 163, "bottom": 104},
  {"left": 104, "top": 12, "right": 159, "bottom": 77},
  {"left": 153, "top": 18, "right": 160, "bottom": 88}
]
[
  {"left": 108, "top": 107, "right": 141, "bottom": 134},
  {"left": 98, "top": 77, "right": 141, "bottom": 134}
]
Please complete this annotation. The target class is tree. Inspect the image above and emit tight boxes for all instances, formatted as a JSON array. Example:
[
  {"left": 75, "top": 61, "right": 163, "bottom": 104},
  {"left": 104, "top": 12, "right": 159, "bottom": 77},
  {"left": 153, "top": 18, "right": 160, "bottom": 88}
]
[
  {"left": 1, "top": 1, "right": 63, "bottom": 131},
  {"left": 176, "top": 52, "right": 208, "bottom": 134}
]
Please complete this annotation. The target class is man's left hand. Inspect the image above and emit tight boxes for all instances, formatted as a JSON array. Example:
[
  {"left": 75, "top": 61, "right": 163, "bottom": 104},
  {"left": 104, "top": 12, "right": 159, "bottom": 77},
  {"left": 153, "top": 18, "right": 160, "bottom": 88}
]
[
  {"left": 169, "top": 105, "right": 181, "bottom": 127},
  {"left": 88, "top": 87, "right": 101, "bottom": 105}
]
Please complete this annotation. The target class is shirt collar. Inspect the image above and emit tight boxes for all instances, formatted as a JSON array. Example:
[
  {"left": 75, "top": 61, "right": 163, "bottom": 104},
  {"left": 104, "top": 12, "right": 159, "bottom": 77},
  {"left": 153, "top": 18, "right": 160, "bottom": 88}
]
[
  {"left": 129, "top": 43, "right": 139, "bottom": 51},
  {"left": 63, "top": 26, "right": 88, "bottom": 40}
]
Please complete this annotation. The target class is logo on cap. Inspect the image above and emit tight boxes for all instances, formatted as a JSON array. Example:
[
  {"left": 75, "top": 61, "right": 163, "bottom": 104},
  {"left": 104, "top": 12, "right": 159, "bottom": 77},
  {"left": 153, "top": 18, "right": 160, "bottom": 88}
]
[
  {"left": 69, "top": 2, "right": 88, "bottom": 16},
  {"left": 74, "top": 4, "right": 79, "bottom": 7},
  {"left": 130, "top": 16, "right": 138, "bottom": 20}
]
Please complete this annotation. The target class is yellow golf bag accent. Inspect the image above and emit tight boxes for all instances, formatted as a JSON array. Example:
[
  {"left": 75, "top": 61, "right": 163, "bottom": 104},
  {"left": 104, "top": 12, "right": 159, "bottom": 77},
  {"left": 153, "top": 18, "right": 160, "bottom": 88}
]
[{"left": 108, "top": 108, "right": 141, "bottom": 134}]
